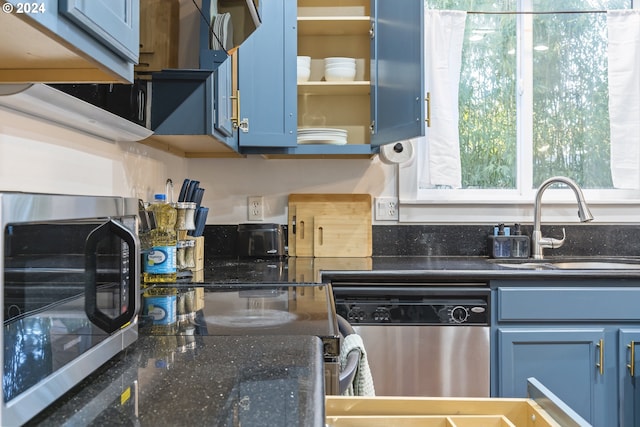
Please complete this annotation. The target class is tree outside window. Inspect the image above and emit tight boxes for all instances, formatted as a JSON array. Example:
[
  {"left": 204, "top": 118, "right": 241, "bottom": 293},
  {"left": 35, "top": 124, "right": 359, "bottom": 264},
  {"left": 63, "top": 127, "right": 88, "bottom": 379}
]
[{"left": 425, "top": 0, "right": 632, "bottom": 190}]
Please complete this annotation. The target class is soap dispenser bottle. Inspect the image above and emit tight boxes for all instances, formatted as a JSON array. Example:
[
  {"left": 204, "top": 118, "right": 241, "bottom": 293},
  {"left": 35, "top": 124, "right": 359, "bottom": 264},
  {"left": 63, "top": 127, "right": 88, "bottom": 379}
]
[
  {"left": 510, "top": 223, "right": 530, "bottom": 258},
  {"left": 489, "top": 223, "right": 511, "bottom": 258},
  {"left": 496, "top": 224, "right": 511, "bottom": 257}
]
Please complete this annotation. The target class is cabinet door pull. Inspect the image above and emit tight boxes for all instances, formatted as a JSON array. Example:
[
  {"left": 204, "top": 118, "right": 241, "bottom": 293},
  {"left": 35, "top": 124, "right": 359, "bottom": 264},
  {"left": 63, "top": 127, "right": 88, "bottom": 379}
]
[
  {"left": 231, "top": 90, "right": 240, "bottom": 128},
  {"left": 426, "top": 92, "right": 431, "bottom": 127},
  {"left": 596, "top": 339, "right": 604, "bottom": 375},
  {"left": 628, "top": 341, "right": 636, "bottom": 377},
  {"left": 230, "top": 90, "right": 249, "bottom": 133}
]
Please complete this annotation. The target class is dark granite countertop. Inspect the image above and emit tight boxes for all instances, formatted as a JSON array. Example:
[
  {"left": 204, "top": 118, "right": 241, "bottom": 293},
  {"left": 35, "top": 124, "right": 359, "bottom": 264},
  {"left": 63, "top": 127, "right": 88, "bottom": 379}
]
[
  {"left": 28, "top": 334, "right": 325, "bottom": 427},
  {"left": 197, "top": 256, "right": 640, "bottom": 285},
  {"left": 26, "top": 253, "right": 640, "bottom": 425}
]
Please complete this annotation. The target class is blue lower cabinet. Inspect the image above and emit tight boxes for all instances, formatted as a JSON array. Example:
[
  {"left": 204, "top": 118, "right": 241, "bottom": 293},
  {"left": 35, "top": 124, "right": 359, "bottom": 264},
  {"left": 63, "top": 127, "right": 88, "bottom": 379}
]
[
  {"left": 493, "top": 283, "right": 640, "bottom": 427},
  {"left": 497, "top": 328, "right": 613, "bottom": 427},
  {"left": 619, "top": 330, "right": 640, "bottom": 427}
]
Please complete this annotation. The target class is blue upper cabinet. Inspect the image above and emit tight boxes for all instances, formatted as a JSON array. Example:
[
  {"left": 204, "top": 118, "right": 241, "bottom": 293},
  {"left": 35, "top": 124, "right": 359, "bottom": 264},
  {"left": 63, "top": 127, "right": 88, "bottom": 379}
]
[
  {"left": 236, "top": 0, "right": 297, "bottom": 149},
  {"left": 147, "top": 1, "right": 425, "bottom": 157},
  {"left": 246, "top": 0, "right": 425, "bottom": 157},
  {"left": 0, "top": 0, "right": 139, "bottom": 83},
  {"left": 150, "top": 67, "right": 242, "bottom": 157},
  {"left": 58, "top": 0, "right": 138, "bottom": 63},
  {"left": 371, "top": 0, "right": 424, "bottom": 146}
]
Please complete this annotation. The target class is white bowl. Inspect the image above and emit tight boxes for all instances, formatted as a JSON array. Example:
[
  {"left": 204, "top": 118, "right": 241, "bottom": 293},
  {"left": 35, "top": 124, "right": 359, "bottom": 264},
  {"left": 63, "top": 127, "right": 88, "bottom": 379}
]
[
  {"left": 297, "top": 56, "right": 311, "bottom": 65},
  {"left": 325, "top": 63, "right": 356, "bottom": 71},
  {"left": 324, "top": 66, "right": 356, "bottom": 82},
  {"left": 324, "top": 57, "right": 356, "bottom": 65},
  {"left": 325, "top": 64, "right": 356, "bottom": 71},
  {"left": 297, "top": 66, "right": 311, "bottom": 82}
]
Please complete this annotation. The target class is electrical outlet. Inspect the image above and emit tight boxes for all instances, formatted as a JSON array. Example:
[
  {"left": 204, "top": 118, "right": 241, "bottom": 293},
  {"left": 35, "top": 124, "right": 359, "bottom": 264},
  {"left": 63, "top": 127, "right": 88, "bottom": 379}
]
[
  {"left": 248, "top": 196, "right": 264, "bottom": 221},
  {"left": 375, "top": 197, "right": 399, "bottom": 221}
]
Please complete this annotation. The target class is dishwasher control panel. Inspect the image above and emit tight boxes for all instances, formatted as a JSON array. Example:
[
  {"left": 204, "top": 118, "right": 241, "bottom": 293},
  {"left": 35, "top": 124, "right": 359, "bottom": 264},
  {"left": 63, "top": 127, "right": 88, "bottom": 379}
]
[
  {"left": 333, "top": 286, "right": 490, "bottom": 325},
  {"left": 336, "top": 300, "right": 488, "bottom": 325}
]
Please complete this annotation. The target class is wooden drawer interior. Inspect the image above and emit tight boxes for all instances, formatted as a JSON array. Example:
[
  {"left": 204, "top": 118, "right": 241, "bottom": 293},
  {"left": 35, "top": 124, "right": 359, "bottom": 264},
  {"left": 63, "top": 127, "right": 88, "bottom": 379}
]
[
  {"left": 327, "top": 415, "right": 518, "bottom": 427},
  {"left": 325, "top": 396, "right": 563, "bottom": 427}
]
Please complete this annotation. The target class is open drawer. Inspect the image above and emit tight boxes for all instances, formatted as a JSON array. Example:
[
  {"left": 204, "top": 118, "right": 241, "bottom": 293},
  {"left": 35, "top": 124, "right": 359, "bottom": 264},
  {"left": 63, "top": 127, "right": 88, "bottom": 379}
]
[{"left": 326, "top": 378, "right": 591, "bottom": 427}]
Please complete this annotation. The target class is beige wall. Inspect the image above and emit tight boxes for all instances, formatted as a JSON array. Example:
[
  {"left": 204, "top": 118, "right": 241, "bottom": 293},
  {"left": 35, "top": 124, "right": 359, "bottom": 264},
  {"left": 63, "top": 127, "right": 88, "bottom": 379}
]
[
  {"left": 0, "top": 108, "right": 397, "bottom": 224},
  {"left": 188, "top": 156, "right": 395, "bottom": 224},
  {"left": 0, "top": 108, "right": 187, "bottom": 201}
]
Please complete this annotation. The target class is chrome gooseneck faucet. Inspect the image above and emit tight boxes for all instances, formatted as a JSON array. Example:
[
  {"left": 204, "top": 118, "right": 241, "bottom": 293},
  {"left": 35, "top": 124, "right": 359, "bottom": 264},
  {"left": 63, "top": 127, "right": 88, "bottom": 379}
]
[{"left": 532, "top": 176, "right": 594, "bottom": 259}]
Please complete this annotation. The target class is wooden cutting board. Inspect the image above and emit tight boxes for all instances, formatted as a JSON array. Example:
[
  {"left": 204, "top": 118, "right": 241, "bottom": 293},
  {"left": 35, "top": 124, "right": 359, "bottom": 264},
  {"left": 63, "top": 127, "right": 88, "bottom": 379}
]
[
  {"left": 313, "top": 215, "right": 371, "bottom": 257},
  {"left": 288, "top": 194, "right": 371, "bottom": 257}
]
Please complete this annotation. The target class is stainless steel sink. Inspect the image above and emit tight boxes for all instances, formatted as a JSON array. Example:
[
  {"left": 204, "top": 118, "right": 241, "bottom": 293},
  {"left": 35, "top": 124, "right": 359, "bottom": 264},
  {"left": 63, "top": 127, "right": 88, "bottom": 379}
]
[{"left": 495, "top": 258, "right": 640, "bottom": 270}]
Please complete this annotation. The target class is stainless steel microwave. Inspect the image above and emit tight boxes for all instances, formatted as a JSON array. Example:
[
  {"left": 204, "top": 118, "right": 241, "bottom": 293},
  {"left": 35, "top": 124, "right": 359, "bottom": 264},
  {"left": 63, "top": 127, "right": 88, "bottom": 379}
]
[{"left": 0, "top": 192, "right": 140, "bottom": 426}]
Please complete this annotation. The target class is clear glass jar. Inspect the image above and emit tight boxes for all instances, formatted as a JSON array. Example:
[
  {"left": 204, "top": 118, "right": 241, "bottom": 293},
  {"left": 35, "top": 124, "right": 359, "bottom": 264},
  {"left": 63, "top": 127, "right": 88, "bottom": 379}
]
[
  {"left": 176, "top": 240, "right": 188, "bottom": 270},
  {"left": 184, "top": 239, "right": 196, "bottom": 269},
  {"left": 175, "top": 202, "right": 197, "bottom": 231}
]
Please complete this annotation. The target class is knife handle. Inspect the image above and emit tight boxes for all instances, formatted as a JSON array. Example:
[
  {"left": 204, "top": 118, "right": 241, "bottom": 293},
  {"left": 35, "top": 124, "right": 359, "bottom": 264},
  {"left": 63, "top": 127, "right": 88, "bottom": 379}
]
[
  {"left": 178, "top": 179, "right": 190, "bottom": 202},
  {"left": 186, "top": 181, "right": 200, "bottom": 202},
  {"left": 194, "top": 188, "right": 205, "bottom": 209}
]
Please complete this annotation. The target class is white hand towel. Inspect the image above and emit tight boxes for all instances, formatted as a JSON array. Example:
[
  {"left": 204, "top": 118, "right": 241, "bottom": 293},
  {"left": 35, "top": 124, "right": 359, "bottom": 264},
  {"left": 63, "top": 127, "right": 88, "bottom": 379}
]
[
  {"left": 340, "top": 334, "right": 375, "bottom": 396},
  {"left": 419, "top": 10, "right": 467, "bottom": 189},
  {"left": 607, "top": 10, "right": 640, "bottom": 189}
]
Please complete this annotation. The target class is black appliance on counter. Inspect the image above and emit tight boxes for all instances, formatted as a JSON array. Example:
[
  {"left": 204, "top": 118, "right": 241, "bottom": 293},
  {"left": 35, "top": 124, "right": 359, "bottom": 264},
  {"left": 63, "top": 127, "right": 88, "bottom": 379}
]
[
  {"left": 0, "top": 192, "right": 140, "bottom": 426},
  {"left": 140, "top": 283, "right": 341, "bottom": 395},
  {"left": 237, "top": 223, "right": 286, "bottom": 258}
]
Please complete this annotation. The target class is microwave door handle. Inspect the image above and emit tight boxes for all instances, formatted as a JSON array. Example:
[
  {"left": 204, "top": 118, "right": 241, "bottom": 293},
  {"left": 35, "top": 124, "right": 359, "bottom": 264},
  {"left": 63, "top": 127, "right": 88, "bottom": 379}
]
[{"left": 85, "top": 220, "right": 138, "bottom": 334}]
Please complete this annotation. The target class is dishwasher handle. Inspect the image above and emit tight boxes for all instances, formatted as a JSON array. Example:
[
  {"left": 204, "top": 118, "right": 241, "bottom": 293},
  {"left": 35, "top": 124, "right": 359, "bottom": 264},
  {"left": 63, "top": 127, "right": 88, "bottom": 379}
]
[{"left": 337, "top": 314, "right": 361, "bottom": 395}]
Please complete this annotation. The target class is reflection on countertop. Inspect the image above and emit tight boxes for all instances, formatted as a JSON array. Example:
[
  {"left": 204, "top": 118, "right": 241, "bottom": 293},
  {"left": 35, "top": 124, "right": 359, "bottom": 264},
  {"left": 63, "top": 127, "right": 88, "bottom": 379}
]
[
  {"left": 27, "top": 335, "right": 325, "bottom": 427},
  {"left": 197, "top": 255, "right": 640, "bottom": 285}
]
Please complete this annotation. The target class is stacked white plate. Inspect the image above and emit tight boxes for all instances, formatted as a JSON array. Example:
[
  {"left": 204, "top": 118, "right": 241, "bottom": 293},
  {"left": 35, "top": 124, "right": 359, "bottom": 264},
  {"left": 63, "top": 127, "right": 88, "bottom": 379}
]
[
  {"left": 324, "top": 57, "right": 356, "bottom": 82},
  {"left": 297, "top": 127, "right": 348, "bottom": 145},
  {"left": 210, "top": 13, "right": 233, "bottom": 50}
]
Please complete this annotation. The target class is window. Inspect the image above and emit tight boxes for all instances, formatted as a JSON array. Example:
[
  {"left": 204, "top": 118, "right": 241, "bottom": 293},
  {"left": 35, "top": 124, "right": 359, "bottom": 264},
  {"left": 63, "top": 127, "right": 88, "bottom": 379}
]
[{"left": 398, "top": 0, "right": 640, "bottom": 222}]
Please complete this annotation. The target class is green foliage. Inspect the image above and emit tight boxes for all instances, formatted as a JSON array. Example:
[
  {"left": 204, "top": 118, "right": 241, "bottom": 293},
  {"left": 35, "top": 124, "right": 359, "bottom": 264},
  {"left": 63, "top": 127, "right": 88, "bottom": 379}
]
[
  {"left": 531, "top": 3, "right": 612, "bottom": 188},
  {"left": 459, "top": 11, "right": 517, "bottom": 188},
  {"left": 426, "top": 0, "right": 629, "bottom": 190}
]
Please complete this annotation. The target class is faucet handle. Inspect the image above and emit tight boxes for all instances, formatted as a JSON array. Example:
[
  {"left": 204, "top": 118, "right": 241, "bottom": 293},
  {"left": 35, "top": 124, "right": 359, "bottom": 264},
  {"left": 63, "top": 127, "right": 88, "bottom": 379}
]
[{"left": 538, "top": 228, "right": 566, "bottom": 250}]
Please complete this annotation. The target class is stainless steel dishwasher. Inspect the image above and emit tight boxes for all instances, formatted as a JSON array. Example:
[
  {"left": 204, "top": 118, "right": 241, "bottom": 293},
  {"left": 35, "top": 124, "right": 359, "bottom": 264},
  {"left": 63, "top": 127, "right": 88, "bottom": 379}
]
[{"left": 332, "top": 283, "right": 490, "bottom": 397}]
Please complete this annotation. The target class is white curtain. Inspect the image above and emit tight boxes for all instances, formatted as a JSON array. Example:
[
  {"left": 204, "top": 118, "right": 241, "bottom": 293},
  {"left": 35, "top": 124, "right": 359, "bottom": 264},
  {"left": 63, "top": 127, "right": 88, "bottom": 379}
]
[
  {"left": 607, "top": 9, "right": 640, "bottom": 189},
  {"left": 417, "top": 10, "right": 467, "bottom": 189}
]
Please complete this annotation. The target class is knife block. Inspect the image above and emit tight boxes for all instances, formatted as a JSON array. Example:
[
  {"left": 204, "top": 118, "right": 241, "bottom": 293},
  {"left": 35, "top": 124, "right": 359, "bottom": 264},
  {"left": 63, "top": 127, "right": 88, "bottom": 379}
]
[{"left": 187, "top": 236, "right": 205, "bottom": 271}]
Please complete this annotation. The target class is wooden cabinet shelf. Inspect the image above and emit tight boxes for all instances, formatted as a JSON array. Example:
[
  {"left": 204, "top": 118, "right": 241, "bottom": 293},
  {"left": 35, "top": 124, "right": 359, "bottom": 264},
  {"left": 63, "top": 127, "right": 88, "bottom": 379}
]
[
  {"left": 297, "top": 0, "right": 372, "bottom": 147},
  {"left": 297, "top": 17, "right": 370, "bottom": 36},
  {"left": 298, "top": 81, "right": 370, "bottom": 96}
]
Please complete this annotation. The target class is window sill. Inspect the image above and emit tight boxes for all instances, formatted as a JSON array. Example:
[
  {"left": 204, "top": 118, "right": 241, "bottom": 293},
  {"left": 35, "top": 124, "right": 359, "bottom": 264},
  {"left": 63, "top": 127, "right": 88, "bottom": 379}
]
[{"left": 398, "top": 199, "right": 640, "bottom": 224}]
